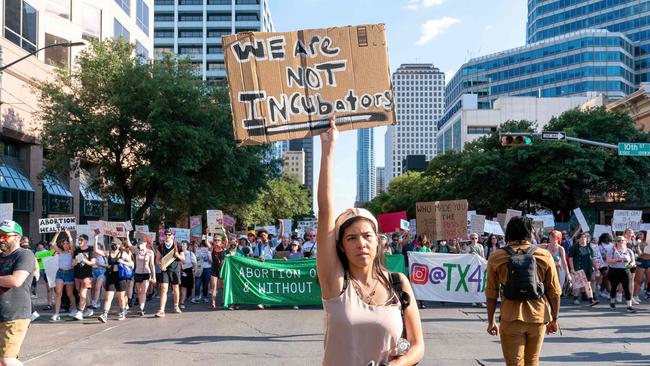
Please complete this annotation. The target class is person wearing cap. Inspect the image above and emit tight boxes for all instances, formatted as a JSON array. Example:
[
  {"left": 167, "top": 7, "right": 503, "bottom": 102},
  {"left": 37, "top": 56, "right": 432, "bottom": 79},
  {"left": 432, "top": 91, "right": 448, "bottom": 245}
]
[
  {"left": 287, "top": 240, "right": 304, "bottom": 259},
  {"left": 302, "top": 230, "right": 317, "bottom": 258},
  {"left": 254, "top": 229, "right": 274, "bottom": 261},
  {"left": 317, "top": 117, "right": 424, "bottom": 366},
  {"left": 70, "top": 234, "right": 96, "bottom": 320},
  {"left": 0, "top": 220, "right": 35, "bottom": 366},
  {"left": 155, "top": 229, "right": 185, "bottom": 317}
]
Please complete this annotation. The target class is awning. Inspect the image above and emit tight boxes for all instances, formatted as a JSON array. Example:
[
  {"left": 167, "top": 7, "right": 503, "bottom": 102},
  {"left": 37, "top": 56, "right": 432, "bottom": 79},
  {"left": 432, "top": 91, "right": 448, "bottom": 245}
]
[
  {"left": 79, "top": 171, "right": 103, "bottom": 202},
  {"left": 0, "top": 161, "right": 34, "bottom": 192},
  {"left": 109, "top": 194, "right": 124, "bottom": 205},
  {"left": 43, "top": 176, "right": 73, "bottom": 197}
]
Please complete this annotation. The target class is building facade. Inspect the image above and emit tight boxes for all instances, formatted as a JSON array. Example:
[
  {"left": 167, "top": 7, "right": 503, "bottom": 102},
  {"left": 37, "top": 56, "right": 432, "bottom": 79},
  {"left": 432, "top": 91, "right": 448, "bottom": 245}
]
[
  {"left": 153, "top": 0, "right": 273, "bottom": 81},
  {"left": 375, "top": 166, "right": 385, "bottom": 196},
  {"left": 385, "top": 63, "right": 445, "bottom": 184},
  {"left": 282, "top": 150, "right": 304, "bottom": 185},
  {"left": 437, "top": 94, "right": 598, "bottom": 153},
  {"left": 1, "top": 0, "right": 154, "bottom": 239},
  {"left": 288, "top": 137, "right": 313, "bottom": 197},
  {"left": 356, "top": 128, "right": 375, "bottom": 205}
]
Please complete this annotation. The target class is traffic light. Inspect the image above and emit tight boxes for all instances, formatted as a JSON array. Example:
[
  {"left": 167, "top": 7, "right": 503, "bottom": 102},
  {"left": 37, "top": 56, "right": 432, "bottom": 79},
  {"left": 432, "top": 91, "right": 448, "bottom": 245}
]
[{"left": 500, "top": 133, "right": 533, "bottom": 147}]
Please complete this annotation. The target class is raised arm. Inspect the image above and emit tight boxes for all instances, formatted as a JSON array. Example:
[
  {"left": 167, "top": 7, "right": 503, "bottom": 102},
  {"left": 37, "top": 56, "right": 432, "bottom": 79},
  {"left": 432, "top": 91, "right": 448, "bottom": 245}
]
[
  {"left": 93, "top": 235, "right": 107, "bottom": 257},
  {"left": 50, "top": 231, "right": 61, "bottom": 253},
  {"left": 64, "top": 229, "right": 74, "bottom": 254},
  {"left": 316, "top": 116, "right": 344, "bottom": 300}
]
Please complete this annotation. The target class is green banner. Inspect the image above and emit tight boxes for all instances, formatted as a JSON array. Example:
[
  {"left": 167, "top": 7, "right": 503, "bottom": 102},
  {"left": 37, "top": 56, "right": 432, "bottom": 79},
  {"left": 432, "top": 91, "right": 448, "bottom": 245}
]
[{"left": 220, "top": 254, "right": 408, "bottom": 307}]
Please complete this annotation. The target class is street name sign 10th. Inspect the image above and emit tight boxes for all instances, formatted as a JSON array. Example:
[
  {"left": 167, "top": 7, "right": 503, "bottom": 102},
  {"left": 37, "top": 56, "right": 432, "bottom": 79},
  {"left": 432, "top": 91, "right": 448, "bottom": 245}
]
[{"left": 618, "top": 143, "right": 650, "bottom": 156}]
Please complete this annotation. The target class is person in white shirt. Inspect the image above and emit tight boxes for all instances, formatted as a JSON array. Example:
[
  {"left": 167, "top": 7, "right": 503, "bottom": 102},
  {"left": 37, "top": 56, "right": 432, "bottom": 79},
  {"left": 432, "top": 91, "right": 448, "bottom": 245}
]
[
  {"left": 179, "top": 241, "right": 196, "bottom": 309},
  {"left": 192, "top": 240, "right": 212, "bottom": 304},
  {"left": 302, "top": 230, "right": 317, "bottom": 258}
]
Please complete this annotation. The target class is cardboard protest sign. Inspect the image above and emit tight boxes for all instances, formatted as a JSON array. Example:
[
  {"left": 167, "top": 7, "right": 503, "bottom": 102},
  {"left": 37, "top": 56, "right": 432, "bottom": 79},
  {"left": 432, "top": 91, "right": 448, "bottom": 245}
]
[
  {"left": 223, "top": 214, "right": 237, "bottom": 228},
  {"left": 0, "top": 203, "right": 13, "bottom": 221},
  {"left": 135, "top": 225, "right": 149, "bottom": 233},
  {"left": 496, "top": 213, "right": 507, "bottom": 229},
  {"left": 377, "top": 211, "right": 407, "bottom": 233},
  {"left": 470, "top": 215, "right": 486, "bottom": 234},
  {"left": 190, "top": 216, "right": 202, "bottom": 241},
  {"left": 612, "top": 210, "right": 642, "bottom": 232},
  {"left": 38, "top": 217, "right": 76, "bottom": 234},
  {"left": 279, "top": 219, "right": 293, "bottom": 237},
  {"left": 171, "top": 228, "right": 190, "bottom": 243},
  {"left": 526, "top": 214, "right": 555, "bottom": 229},
  {"left": 484, "top": 220, "right": 505, "bottom": 236},
  {"left": 573, "top": 208, "right": 589, "bottom": 232},
  {"left": 206, "top": 210, "right": 224, "bottom": 233},
  {"left": 504, "top": 209, "right": 522, "bottom": 228},
  {"left": 593, "top": 225, "right": 613, "bottom": 241},
  {"left": 76, "top": 225, "right": 103, "bottom": 245},
  {"left": 254, "top": 225, "right": 277, "bottom": 236},
  {"left": 101, "top": 221, "right": 129, "bottom": 237},
  {"left": 415, "top": 200, "right": 468, "bottom": 240},
  {"left": 223, "top": 24, "right": 395, "bottom": 146},
  {"left": 466, "top": 210, "right": 476, "bottom": 235},
  {"left": 41, "top": 256, "right": 58, "bottom": 288}
]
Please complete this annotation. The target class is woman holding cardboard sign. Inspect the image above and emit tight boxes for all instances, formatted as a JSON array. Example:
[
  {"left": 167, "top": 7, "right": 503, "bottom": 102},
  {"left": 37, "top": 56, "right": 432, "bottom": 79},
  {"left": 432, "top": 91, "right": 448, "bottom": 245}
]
[{"left": 317, "top": 116, "right": 424, "bottom": 366}]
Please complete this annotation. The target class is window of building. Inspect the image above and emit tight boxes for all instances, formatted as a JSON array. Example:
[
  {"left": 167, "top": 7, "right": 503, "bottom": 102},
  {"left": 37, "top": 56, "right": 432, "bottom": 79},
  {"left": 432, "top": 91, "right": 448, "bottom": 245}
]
[
  {"left": 154, "top": 29, "right": 173, "bottom": 38},
  {"left": 236, "top": 0, "right": 259, "bottom": 4},
  {"left": 114, "top": 18, "right": 130, "bottom": 41},
  {"left": 154, "top": 0, "right": 173, "bottom": 5},
  {"left": 207, "top": 13, "right": 231, "bottom": 21},
  {"left": 178, "top": 45, "right": 202, "bottom": 54},
  {"left": 236, "top": 13, "right": 259, "bottom": 21},
  {"left": 179, "top": 0, "right": 202, "bottom": 4},
  {"left": 44, "top": 33, "right": 70, "bottom": 68},
  {"left": 208, "top": 0, "right": 231, "bottom": 4},
  {"left": 3, "top": 0, "right": 37, "bottom": 52},
  {"left": 81, "top": 3, "right": 101, "bottom": 41},
  {"left": 207, "top": 45, "right": 223, "bottom": 53},
  {"left": 154, "top": 46, "right": 173, "bottom": 57},
  {"left": 207, "top": 61, "right": 225, "bottom": 70},
  {"left": 178, "top": 13, "right": 202, "bottom": 21},
  {"left": 154, "top": 13, "right": 174, "bottom": 21},
  {"left": 46, "top": 0, "right": 70, "bottom": 19},
  {"left": 207, "top": 29, "right": 230, "bottom": 37},
  {"left": 114, "top": 0, "right": 130, "bottom": 14},
  {"left": 2, "top": 142, "right": 19, "bottom": 158},
  {"left": 136, "top": 0, "right": 149, "bottom": 35},
  {"left": 179, "top": 29, "right": 202, "bottom": 38},
  {"left": 136, "top": 40, "right": 149, "bottom": 59}
]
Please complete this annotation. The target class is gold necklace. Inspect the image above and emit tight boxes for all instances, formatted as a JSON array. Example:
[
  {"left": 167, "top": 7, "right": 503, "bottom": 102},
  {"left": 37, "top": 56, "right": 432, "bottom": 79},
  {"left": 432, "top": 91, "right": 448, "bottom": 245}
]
[{"left": 351, "top": 276, "right": 381, "bottom": 304}]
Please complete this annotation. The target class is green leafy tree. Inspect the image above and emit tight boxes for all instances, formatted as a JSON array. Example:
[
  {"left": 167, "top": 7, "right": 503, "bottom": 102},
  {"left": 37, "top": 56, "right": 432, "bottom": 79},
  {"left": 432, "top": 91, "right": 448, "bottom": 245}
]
[{"left": 35, "top": 39, "right": 270, "bottom": 223}]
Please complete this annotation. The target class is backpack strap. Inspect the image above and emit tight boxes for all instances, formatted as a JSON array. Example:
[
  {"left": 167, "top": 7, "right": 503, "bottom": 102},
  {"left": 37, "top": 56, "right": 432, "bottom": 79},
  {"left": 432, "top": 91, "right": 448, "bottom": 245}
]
[
  {"left": 390, "top": 272, "right": 409, "bottom": 339},
  {"left": 526, "top": 246, "right": 537, "bottom": 255},
  {"left": 501, "top": 246, "right": 516, "bottom": 256}
]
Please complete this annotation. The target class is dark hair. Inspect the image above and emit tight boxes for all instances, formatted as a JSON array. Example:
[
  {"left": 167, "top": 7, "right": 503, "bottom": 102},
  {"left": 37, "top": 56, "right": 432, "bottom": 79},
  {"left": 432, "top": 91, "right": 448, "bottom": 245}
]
[
  {"left": 505, "top": 216, "right": 533, "bottom": 242},
  {"left": 336, "top": 217, "right": 391, "bottom": 291},
  {"left": 598, "top": 233, "right": 612, "bottom": 244}
]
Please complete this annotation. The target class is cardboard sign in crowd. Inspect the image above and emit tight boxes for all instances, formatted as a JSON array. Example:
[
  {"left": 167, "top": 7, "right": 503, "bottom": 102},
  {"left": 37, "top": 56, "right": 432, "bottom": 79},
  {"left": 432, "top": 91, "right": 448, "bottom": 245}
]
[{"left": 223, "top": 23, "right": 395, "bottom": 146}]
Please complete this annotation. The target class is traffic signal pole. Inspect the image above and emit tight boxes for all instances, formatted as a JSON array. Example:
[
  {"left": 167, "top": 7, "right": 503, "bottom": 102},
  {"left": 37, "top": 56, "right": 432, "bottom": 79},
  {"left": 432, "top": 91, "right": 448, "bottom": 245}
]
[{"left": 500, "top": 131, "right": 618, "bottom": 150}]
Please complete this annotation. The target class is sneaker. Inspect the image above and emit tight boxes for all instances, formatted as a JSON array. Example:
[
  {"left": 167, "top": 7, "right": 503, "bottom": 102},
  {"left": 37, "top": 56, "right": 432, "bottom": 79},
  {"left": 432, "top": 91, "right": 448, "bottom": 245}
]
[
  {"left": 43, "top": 305, "right": 53, "bottom": 311},
  {"left": 31, "top": 311, "right": 40, "bottom": 321},
  {"left": 203, "top": 297, "right": 210, "bottom": 303},
  {"left": 68, "top": 309, "right": 78, "bottom": 318},
  {"left": 154, "top": 294, "right": 161, "bottom": 299},
  {"left": 228, "top": 305, "right": 235, "bottom": 311},
  {"left": 98, "top": 313, "right": 108, "bottom": 323},
  {"left": 117, "top": 311, "right": 126, "bottom": 321},
  {"left": 257, "top": 304, "right": 265, "bottom": 310},
  {"left": 479, "top": 302, "right": 487, "bottom": 308},
  {"left": 72, "top": 310, "right": 83, "bottom": 321},
  {"left": 471, "top": 303, "right": 478, "bottom": 307},
  {"left": 573, "top": 299, "right": 580, "bottom": 305},
  {"left": 179, "top": 304, "right": 185, "bottom": 310},
  {"left": 293, "top": 305, "right": 299, "bottom": 310},
  {"left": 31, "top": 293, "right": 38, "bottom": 299},
  {"left": 632, "top": 297, "right": 641, "bottom": 305},
  {"left": 600, "top": 291, "right": 610, "bottom": 300},
  {"left": 154, "top": 310, "right": 165, "bottom": 318},
  {"left": 190, "top": 297, "right": 199, "bottom": 304},
  {"left": 627, "top": 306, "right": 637, "bottom": 314},
  {"left": 83, "top": 308, "right": 94, "bottom": 317},
  {"left": 589, "top": 299, "right": 600, "bottom": 307},
  {"left": 173, "top": 306, "right": 182, "bottom": 314},
  {"left": 616, "top": 293, "right": 623, "bottom": 303},
  {"left": 610, "top": 302, "right": 616, "bottom": 309},
  {"left": 138, "top": 310, "right": 145, "bottom": 317},
  {"left": 50, "top": 314, "right": 60, "bottom": 322}
]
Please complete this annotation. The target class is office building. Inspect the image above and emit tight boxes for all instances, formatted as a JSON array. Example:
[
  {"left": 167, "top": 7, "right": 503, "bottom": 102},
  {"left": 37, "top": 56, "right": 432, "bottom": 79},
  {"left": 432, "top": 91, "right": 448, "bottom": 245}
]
[
  {"left": 288, "top": 137, "right": 313, "bottom": 197},
  {"left": 153, "top": 0, "right": 274, "bottom": 81},
  {"left": 375, "top": 166, "right": 385, "bottom": 196},
  {"left": 1, "top": 0, "right": 154, "bottom": 239},
  {"left": 356, "top": 128, "right": 375, "bottom": 205},
  {"left": 385, "top": 63, "right": 445, "bottom": 184},
  {"left": 437, "top": 94, "right": 599, "bottom": 153},
  {"left": 282, "top": 150, "right": 305, "bottom": 185}
]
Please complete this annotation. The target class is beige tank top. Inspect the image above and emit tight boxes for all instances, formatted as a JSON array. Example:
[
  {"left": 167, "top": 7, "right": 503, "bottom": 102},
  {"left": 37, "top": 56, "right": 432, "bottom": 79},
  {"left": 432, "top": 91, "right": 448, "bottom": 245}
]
[{"left": 322, "top": 276, "right": 403, "bottom": 366}]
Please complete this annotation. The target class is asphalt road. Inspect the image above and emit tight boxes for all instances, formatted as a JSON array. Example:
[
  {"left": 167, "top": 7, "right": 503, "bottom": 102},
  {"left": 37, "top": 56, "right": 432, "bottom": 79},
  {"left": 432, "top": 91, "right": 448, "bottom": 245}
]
[{"left": 19, "top": 291, "right": 650, "bottom": 366}]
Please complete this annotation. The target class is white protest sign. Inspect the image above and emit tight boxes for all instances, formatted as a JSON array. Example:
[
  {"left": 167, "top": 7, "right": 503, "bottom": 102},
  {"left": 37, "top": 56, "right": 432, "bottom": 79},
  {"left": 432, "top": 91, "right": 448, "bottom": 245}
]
[
  {"left": 640, "top": 223, "right": 650, "bottom": 233},
  {"left": 206, "top": 210, "right": 224, "bottom": 233},
  {"left": 504, "top": 209, "right": 522, "bottom": 228},
  {"left": 470, "top": 215, "right": 486, "bottom": 234},
  {"left": 408, "top": 252, "right": 487, "bottom": 303},
  {"left": 409, "top": 219, "right": 417, "bottom": 237},
  {"left": 135, "top": 225, "right": 149, "bottom": 233},
  {"left": 101, "top": 221, "right": 129, "bottom": 237},
  {"left": 171, "top": 228, "right": 190, "bottom": 243},
  {"left": 297, "top": 220, "right": 318, "bottom": 237},
  {"left": 0, "top": 203, "right": 13, "bottom": 221},
  {"left": 41, "top": 256, "right": 58, "bottom": 288},
  {"left": 484, "top": 220, "right": 505, "bottom": 236},
  {"left": 593, "top": 225, "right": 613, "bottom": 241},
  {"left": 254, "top": 225, "right": 277, "bottom": 236},
  {"left": 400, "top": 219, "right": 410, "bottom": 231},
  {"left": 573, "top": 208, "right": 589, "bottom": 232},
  {"left": 612, "top": 210, "right": 642, "bottom": 232},
  {"left": 279, "top": 219, "right": 293, "bottom": 237},
  {"left": 76, "top": 224, "right": 104, "bottom": 246},
  {"left": 526, "top": 214, "right": 555, "bottom": 229},
  {"left": 38, "top": 217, "right": 76, "bottom": 234}
]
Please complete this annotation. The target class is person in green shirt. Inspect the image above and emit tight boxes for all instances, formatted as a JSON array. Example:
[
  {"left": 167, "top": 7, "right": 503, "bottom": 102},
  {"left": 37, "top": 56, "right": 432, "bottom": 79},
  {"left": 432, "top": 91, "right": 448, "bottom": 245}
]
[
  {"left": 415, "top": 239, "right": 432, "bottom": 252},
  {"left": 34, "top": 242, "right": 54, "bottom": 310}
]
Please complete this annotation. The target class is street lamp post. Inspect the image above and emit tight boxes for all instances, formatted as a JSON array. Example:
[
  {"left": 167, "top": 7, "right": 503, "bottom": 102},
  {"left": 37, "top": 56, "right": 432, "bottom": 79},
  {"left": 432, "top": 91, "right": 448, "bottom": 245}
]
[{"left": 0, "top": 41, "right": 85, "bottom": 71}]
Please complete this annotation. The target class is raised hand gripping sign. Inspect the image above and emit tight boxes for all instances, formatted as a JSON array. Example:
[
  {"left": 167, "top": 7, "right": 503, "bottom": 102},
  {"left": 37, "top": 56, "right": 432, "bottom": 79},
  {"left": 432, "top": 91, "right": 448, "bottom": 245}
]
[{"left": 38, "top": 217, "right": 76, "bottom": 234}]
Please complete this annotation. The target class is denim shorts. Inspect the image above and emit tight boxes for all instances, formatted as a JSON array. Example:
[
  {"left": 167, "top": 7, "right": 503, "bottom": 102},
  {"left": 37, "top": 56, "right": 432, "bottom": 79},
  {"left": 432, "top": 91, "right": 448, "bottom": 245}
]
[
  {"left": 637, "top": 257, "right": 650, "bottom": 269},
  {"left": 92, "top": 267, "right": 106, "bottom": 281},
  {"left": 55, "top": 269, "right": 74, "bottom": 284}
]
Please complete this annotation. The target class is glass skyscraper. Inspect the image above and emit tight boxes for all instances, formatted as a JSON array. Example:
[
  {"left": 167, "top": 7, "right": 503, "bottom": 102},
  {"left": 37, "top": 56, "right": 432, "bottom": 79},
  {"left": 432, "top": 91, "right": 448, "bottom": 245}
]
[{"left": 356, "top": 129, "right": 375, "bottom": 205}]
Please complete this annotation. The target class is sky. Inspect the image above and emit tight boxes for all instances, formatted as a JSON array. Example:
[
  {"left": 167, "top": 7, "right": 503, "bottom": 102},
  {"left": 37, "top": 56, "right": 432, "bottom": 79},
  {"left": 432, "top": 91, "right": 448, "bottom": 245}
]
[{"left": 268, "top": 0, "right": 528, "bottom": 215}]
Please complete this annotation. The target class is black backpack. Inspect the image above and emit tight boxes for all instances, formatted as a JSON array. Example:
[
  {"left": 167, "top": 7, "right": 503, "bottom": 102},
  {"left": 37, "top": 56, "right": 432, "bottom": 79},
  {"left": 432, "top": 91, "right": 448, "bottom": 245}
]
[{"left": 501, "top": 246, "right": 545, "bottom": 301}]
